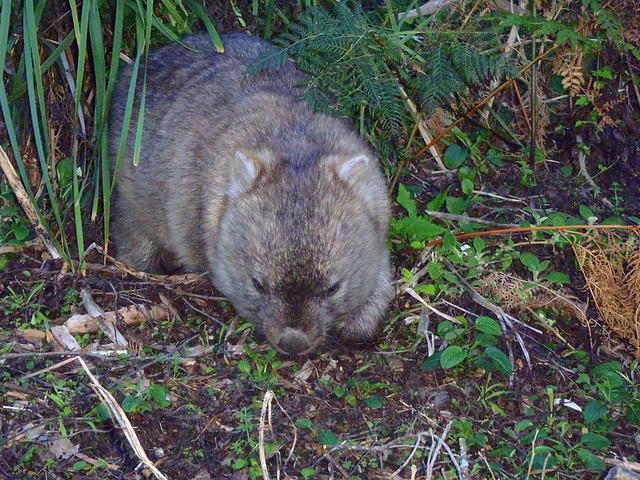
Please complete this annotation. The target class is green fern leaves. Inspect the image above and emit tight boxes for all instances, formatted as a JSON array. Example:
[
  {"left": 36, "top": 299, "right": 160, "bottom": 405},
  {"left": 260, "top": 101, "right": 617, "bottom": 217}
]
[{"left": 250, "top": 1, "right": 516, "bottom": 161}]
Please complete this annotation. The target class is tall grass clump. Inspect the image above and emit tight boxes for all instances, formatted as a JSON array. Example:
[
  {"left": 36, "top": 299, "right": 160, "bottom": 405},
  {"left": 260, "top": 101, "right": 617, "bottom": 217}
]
[{"left": 0, "top": 0, "right": 221, "bottom": 269}]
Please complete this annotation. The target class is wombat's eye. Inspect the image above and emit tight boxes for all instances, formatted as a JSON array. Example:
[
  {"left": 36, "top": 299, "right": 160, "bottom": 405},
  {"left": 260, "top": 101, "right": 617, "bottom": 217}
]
[
  {"left": 326, "top": 282, "right": 341, "bottom": 297},
  {"left": 252, "top": 277, "right": 267, "bottom": 294}
]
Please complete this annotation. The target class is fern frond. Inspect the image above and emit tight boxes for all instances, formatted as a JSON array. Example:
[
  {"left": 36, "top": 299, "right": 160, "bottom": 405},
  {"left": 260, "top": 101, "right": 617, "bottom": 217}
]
[{"left": 251, "top": 2, "right": 517, "bottom": 161}]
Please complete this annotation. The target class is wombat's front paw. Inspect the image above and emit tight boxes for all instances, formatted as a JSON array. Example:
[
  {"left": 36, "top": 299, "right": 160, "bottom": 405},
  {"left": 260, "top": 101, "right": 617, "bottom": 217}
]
[
  {"left": 337, "top": 304, "right": 386, "bottom": 341},
  {"left": 338, "top": 282, "right": 394, "bottom": 341},
  {"left": 338, "top": 312, "right": 385, "bottom": 341}
]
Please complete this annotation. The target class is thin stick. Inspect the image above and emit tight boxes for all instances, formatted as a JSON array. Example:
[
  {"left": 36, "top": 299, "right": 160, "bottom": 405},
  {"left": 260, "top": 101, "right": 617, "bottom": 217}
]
[
  {"left": 0, "top": 145, "right": 61, "bottom": 259},
  {"left": 259, "top": 390, "right": 274, "bottom": 480},
  {"left": 75, "top": 356, "right": 168, "bottom": 480}
]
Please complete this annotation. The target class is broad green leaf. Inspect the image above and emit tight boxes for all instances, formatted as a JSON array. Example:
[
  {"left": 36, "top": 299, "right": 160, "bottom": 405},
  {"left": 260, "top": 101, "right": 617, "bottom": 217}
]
[
  {"left": 626, "top": 401, "right": 640, "bottom": 425},
  {"left": 427, "top": 188, "right": 449, "bottom": 211},
  {"left": 301, "top": 468, "right": 315, "bottom": 479},
  {"left": 485, "top": 347, "right": 513, "bottom": 376},
  {"left": 443, "top": 144, "right": 467, "bottom": 169},
  {"left": 364, "top": 395, "right": 383, "bottom": 408},
  {"left": 542, "top": 212, "right": 570, "bottom": 226},
  {"left": 520, "top": 252, "right": 540, "bottom": 268},
  {"left": 318, "top": 430, "right": 339, "bottom": 445},
  {"left": 233, "top": 458, "right": 247, "bottom": 469},
  {"left": 475, "top": 316, "right": 502, "bottom": 335},
  {"left": 73, "top": 461, "right": 89, "bottom": 471},
  {"left": 397, "top": 183, "right": 417, "bottom": 216},
  {"left": 296, "top": 419, "right": 314, "bottom": 430},
  {"left": 391, "top": 216, "right": 444, "bottom": 242},
  {"left": 580, "top": 433, "right": 610, "bottom": 450},
  {"left": 445, "top": 196, "right": 470, "bottom": 215},
  {"left": 576, "top": 95, "right": 589, "bottom": 105},
  {"left": 416, "top": 284, "right": 436, "bottom": 296},
  {"left": 442, "top": 231, "right": 459, "bottom": 250},
  {"left": 419, "top": 352, "right": 442, "bottom": 371},
  {"left": 436, "top": 321, "right": 454, "bottom": 337},
  {"left": 486, "top": 149, "right": 504, "bottom": 166},
  {"left": 461, "top": 177, "right": 474, "bottom": 195},
  {"left": 476, "top": 332, "right": 498, "bottom": 347},
  {"left": 440, "top": 346, "right": 466, "bottom": 369},
  {"left": 427, "top": 262, "right": 444, "bottom": 280},
  {"left": 237, "top": 360, "right": 251, "bottom": 374},
  {"left": 602, "top": 217, "right": 626, "bottom": 225},
  {"left": 11, "top": 222, "right": 29, "bottom": 242},
  {"left": 148, "top": 384, "right": 171, "bottom": 407},
  {"left": 593, "top": 67, "right": 612, "bottom": 79},
  {"left": 583, "top": 400, "right": 607, "bottom": 423},
  {"left": 473, "top": 236, "right": 485, "bottom": 253},
  {"left": 121, "top": 395, "right": 140, "bottom": 413},
  {"left": 577, "top": 449, "right": 607, "bottom": 472},
  {"left": 515, "top": 419, "right": 533, "bottom": 431},
  {"left": 579, "top": 205, "right": 598, "bottom": 224}
]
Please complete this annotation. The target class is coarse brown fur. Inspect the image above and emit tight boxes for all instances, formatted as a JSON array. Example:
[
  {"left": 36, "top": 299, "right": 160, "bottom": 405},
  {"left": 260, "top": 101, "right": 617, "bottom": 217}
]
[{"left": 109, "top": 33, "right": 393, "bottom": 355}]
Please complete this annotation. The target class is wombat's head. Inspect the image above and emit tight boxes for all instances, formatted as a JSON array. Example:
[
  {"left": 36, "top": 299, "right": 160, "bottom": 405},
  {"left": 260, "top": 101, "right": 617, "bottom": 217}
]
[{"left": 209, "top": 147, "right": 391, "bottom": 355}]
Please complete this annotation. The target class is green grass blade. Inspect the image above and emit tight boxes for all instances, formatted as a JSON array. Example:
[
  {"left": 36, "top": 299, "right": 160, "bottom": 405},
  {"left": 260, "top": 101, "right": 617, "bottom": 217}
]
[
  {"left": 69, "top": 0, "right": 92, "bottom": 265},
  {"left": 183, "top": 0, "right": 222, "bottom": 50},
  {"left": 41, "top": 31, "right": 76, "bottom": 72},
  {"left": 131, "top": 2, "right": 154, "bottom": 167},
  {"left": 111, "top": 15, "right": 146, "bottom": 194},
  {"left": 23, "top": 0, "right": 70, "bottom": 262},
  {"left": 0, "top": 0, "right": 28, "bottom": 189},
  {"left": 0, "top": 0, "right": 65, "bottom": 260},
  {"left": 102, "top": 0, "right": 126, "bottom": 249},
  {"left": 71, "top": 0, "right": 91, "bottom": 134},
  {"left": 72, "top": 158, "right": 84, "bottom": 270},
  {"left": 159, "top": 0, "right": 187, "bottom": 27},
  {"left": 89, "top": 0, "right": 107, "bottom": 224}
]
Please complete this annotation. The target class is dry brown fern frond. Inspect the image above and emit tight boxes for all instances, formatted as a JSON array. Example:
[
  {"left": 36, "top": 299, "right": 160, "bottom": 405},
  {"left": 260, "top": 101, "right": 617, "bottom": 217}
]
[
  {"left": 480, "top": 271, "right": 531, "bottom": 310},
  {"left": 623, "top": 26, "right": 640, "bottom": 46},
  {"left": 423, "top": 107, "right": 453, "bottom": 138},
  {"left": 552, "top": 48, "right": 584, "bottom": 97},
  {"left": 481, "top": 271, "right": 587, "bottom": 318},
  {"left": 480, "top": 271, "right": 587, "bottom": 347},
  {"left": 574, "top": 233, "right": 640, "bottom": 359},
  {"left": 594, "top": 95, "right": 628, "bottom": 129}
]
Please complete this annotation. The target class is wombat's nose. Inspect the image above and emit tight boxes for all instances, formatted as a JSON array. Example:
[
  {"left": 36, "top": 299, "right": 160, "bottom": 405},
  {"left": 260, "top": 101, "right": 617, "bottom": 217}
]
[{"left": 278, "top": 329, "right": 311, "bottom": 355}]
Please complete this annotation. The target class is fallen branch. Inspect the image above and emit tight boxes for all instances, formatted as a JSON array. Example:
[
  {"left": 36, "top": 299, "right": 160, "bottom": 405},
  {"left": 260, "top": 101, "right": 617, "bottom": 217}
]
[{"left": 65, "top": 303, "right": 170, "bottom": 334}]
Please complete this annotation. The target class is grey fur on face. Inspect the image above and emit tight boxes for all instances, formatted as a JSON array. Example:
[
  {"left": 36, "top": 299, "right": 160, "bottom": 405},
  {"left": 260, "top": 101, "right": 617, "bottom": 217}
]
[{"left": 109, "top": 33, "right": 393, "bottom": 355}]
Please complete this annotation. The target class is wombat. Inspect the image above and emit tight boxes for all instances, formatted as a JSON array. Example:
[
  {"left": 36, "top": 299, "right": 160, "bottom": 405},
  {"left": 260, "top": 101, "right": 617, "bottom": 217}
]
[{"left": 109, "top": 33, "right": 393, "bottom": 355}]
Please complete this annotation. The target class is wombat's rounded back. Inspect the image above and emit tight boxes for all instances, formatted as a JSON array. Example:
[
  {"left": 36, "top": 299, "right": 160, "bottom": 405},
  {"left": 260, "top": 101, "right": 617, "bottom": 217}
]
[{"left": 109, "top": 34, "right": 309, "bottom": 269}]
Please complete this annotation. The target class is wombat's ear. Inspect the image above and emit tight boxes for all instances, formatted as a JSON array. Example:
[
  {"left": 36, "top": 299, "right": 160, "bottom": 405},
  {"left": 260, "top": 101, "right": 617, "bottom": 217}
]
[
  {"left": 333, "top": 154, "right": 370, "bottom": 184},
  {"left": 228, "top": 150, "right": 272, "bottom": 196}
]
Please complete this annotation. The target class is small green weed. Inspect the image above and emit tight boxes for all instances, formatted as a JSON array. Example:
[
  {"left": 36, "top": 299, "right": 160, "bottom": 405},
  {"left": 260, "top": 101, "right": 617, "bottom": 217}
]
[
  {"left": 237, "top": 347, "right": 282, "bottom": 385},
  {"left": 229, "top": 407, "right": 264, "bottom": 479},
  {"left": 120, "top": 383, "right": 173, "bottom": 414},
  {"left": 0, "top": 182, "right": 32, "bottom": 270},
  {"left": 420, "top": 316, "right": 512, "bottom": 376}
]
